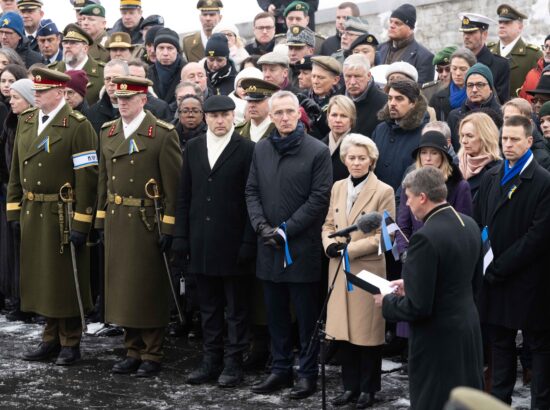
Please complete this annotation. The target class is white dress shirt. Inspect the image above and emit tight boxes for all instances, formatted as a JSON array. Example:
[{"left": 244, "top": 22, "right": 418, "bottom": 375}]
[
  {"left": 122, "top": 110, "right": 147, "bottom": 139},
  {"left": 38, "top": 99, "right": 66, "bottom": 136}
]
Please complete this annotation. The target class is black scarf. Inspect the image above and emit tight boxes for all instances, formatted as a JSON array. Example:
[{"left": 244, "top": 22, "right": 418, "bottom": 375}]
[
  {"left": 155, "top": 54, "right": 183, "bottom": 98},
  {"left": 208, "top": 61, "right": 233, "bottom": 88},
  {"left": 269, "top": 121, "right": 305, "bottom": 154}
]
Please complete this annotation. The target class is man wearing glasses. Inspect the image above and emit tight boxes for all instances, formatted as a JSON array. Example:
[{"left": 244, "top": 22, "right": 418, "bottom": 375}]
[
  {"left": 0, "top": 11, "right": 43, "bottom": 68},
  {"left": 447, "top": 63, "right": 502, "bottom": 150},
  {"left": 245, "top": 12, "right": 276, "bottom": 56},
  {"left": 183, "top": 0, "right": 223, "bottom": 63}
]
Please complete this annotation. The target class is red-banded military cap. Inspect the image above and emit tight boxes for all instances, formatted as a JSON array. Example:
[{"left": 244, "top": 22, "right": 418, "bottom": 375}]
[
  {"left": 31, "top": 67, "right": 70, "bottom": 90},
  {"left": 113, "top": 75, "right": 152, "bottom": 97}
]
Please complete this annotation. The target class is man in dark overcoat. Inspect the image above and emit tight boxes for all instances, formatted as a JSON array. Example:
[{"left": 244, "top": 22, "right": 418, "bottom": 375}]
[
  {"left": 7, "top": 68, "right": 98, "bottom": 365},
  {"left": 174, "top": 95, "right": 256, "bottom": 387},
  {"left": 474, "top": 115, "right": 550, "bottom": 408},
  {"left": 95, "top": 75, "right": 182, "bottom": 378},
  {"left": 376, "top": 166, "right": 484, "bottom": 410},
  {"left": 246, "top": 90, "right": 332, "bottom": 399}
]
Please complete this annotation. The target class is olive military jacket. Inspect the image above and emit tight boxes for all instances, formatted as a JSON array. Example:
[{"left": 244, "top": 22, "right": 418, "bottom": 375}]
[
  {"left": 49, "top": 56, "right": 105, "bottom": 106},
  {"left": 6, "top": 104, "right": 98, "bottom": 318},
  {"left": 89, "top": 30, "right": 110, "bottom": 63},
  {"left": 235, "top": 120, "right": 275, "bottom": 142},
  {"left": 95, "top": 111, "right": 182, "bottom": 328},
  {"left": 182, "top": 31, "right": 205, "bottom": 63}
]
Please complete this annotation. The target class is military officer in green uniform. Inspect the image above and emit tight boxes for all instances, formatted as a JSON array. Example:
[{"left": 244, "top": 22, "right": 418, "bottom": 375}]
[
  {"left": 79, "top": 4, "right": 110, "bottom": 63},
  {"left": 274, "top": 1, "right": 325, "bottom": 55},
  {"left": 182, "top": 0, "right": 224, "bottom": 63},
  {"left": 49, "top": 23, "right": 105, "bottom": 106},
  {"left": 95, "top": 76, "right": 182, "bottom": 377},
  {"left": 488, "top": 4, "right": 542, "bottom": 98},
  {"left": 236, "top": 78, "right": 279, "bottom": 142},
  {"left": 7, "top": 68, "right": 98, "bottom": 366}
]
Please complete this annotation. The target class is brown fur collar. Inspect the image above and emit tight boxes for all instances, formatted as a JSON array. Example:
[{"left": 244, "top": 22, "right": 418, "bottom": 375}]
[{"left": 377, "top": 95, "right": 428, "bottom": 131}]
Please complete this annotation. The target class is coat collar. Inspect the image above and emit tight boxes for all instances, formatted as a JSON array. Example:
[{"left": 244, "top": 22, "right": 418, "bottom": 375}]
[
  {"left": 346, "top": 172, "right": 381, "bottom": 224},
  {"left": 196, "top": 132, "right": 243, "bottom": 175}
]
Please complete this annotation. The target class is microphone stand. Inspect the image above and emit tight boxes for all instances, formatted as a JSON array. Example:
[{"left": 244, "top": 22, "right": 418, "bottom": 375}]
[{"left": 307, "top": 234, "right": 351, "bottom": 410}]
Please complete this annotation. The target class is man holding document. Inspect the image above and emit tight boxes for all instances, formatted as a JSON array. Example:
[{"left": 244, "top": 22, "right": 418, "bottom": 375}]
[{"left": 374, "top": 167, "right": 483, "bottom": 410}]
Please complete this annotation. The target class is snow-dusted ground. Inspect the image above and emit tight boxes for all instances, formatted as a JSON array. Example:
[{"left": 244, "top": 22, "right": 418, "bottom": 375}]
[{"left": 0, "top": 315, "right": 531, "bottom": 409}]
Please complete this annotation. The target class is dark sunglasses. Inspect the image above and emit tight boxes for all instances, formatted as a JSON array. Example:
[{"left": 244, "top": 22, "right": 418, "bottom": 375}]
[{"left": 436, "top": 65, "right": 451, "bottom": 74}]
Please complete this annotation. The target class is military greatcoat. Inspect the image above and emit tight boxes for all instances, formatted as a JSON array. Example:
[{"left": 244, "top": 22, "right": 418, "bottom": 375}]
[
  {"left": 6, "top": 104, "right": 98, "bottom": 318},
  {"left": 95, "top": 111, "right": 182, "bottom": 328},
  {"left": 49, "top": 57, "right": 105, "bottom": 106}
]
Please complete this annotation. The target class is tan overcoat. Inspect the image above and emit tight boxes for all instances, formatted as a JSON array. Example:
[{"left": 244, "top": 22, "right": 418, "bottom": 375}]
[{"left": 322, "top": 173, "right": 395, "bottom": 346}]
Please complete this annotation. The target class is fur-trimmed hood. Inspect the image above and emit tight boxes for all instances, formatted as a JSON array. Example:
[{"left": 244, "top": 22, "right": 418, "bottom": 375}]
[{"left": 377, "top": 95, "right": 428, "bottom": 131}]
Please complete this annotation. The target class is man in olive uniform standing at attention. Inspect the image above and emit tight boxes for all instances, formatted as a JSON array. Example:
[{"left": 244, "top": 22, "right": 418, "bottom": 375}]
[
  {"left": 236, "top": 78, "right": 279, "bottom": 142},
  {"left": 488, "top": 4, "right": 542, "bottom": 99},
  {"left": 95, "top": 76, "right": 182, "bottom": 378},
  {"left": 182, "top": 0, "right": 223, "bottom": 63},
  {"left": 49, "top": 23, "right": 105, "bottom": 107},
  {"left": 79, "top": 3, "right": 110, "bottom": 63},
  {"left": 6, "top": 67, "right": 98, "bottom": 366}
]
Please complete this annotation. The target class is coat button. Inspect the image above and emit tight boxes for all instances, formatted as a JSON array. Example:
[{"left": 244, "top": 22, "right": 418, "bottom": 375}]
[
  {"left": 23, "top": 178, "right": 26, "bottom": 182},
  {"left": 112, "top": 176, "right": 116, "bottom": 180},
  {"left": 206, "top": 196, "right": 211, "bottom": 202},
  {"left": 390, "top": 138, "right": 395, "bottom": 143},
  {"left": 111, "top": 210, "right": 115, "bottom": 214},
  {"left": 24, "top": 161, "right": 28, "bottom": 165},
  {"left": 113, "top": 158, "right": 117, "bottom": 163},
  {"left": 361, "top": 211, "right": 365, "bottom": 215},
  {"left": 335, "top": 208, "right": 338, "bottom": 212},
  {"left": 130, "top": 160, "right": 134, "bottom": 164},
  {"left": 208, "top": 177, "right": 212, "bottom": 182},
  {"left": 38, "top": 163, "right": 42, "bottom": 167},
  {"left": 37, "top": 181, "right": 41, "bottom": 185},
  {"left": 205, "top": 216, "right": 210, "bottom": 221},
  {"left": 129, "top": 178, "right": 134, "bottom": 183},
  {"left": 128, "top": 213, "right": 132, "bottom": 217}
]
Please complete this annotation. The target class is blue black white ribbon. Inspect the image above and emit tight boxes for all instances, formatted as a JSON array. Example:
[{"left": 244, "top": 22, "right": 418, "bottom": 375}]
[
  {"left": 343, "top": 246, "right": 353, "bottom": 291},
  {"left": 277, "top": 222, "right": 293, "bottom": 268}
]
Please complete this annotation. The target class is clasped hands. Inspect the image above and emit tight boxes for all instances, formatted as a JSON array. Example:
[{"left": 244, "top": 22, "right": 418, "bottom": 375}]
[
  {"left": 257, "top": 223, "right": 285, "bottom": 248},
  {"left": 373, "top": 279, "right": 405, "bottom": 307}
]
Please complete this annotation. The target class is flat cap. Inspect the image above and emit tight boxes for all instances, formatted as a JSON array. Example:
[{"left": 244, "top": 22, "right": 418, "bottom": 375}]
[
  {"left": 140, "top": 14, "right": 165, "bottom": 30},
  {"left": 80, "top": 4, "right": 105, "bottom": 18},
  {"left": 17, "top": 0, "right": 42, "bottom": 10},
  {"left": 113, "top": 75, "right": 152, "bottom": 97},
  {"left": 343, "top": 16, "right": 369, "bottom": 35},
  {"left": 433, "top": 45, "right": 458, "bottom": 66},
  {"left": 197, "top": 0, "right": 223, "bottom": 11},
  {"left": 497, "top": 4, "right": 527, "bottom": 21},
  {"left": 311, "top": 56, "right": 342, "bottom": 76},
  {"left": 71, "top": 0, "right": 100, "bottom": 12},
  {"left": 350, "top": 33, "right": 379, "bottom": 51},
  {"left": 284, "top": 0, "right": 309, "bottom": 16},
  {"left": 459, "top": 13, "right": 495, "bottom": 32},
  {"left": 294, "top": 55, "right": 312, "bottom": 70},
  {"left": 241, "top": 78, "right": 280, "bottom": 101},
  {"left": 203, "top": 95, "right": 235, "bottom": 112},
  {"left": 120, "top": 0, "right": 141, "bottom": 9},
  {"left": 31, "top": 67, "right": 70, "bottom": 90},
  {"left": 63, "top": 23, "right": 94, "bottom": 45},
  {"left": 37, "top": 19, "right": 60, "bottom": 38},
  {"left": 257, "top": 51, "right": 290, "bottom": 68},
  {"left": 106, "top": 32, "right": 132, "bottom": 49},
  {"left": 287, "top": 25, "right": 315, "bottom": 48}
]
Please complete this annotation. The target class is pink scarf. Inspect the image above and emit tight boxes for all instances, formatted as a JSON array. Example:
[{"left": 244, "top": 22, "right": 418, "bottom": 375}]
[{"left": 459, "top": 151, "right": 492, "bottom": 180}]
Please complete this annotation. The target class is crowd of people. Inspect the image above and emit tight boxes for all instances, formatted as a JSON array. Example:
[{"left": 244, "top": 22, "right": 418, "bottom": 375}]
[{"left": 0, "top": 0, "right": 549, "bottom": 409}]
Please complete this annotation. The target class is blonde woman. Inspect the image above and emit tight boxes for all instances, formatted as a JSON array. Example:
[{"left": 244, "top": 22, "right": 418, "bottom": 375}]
[
  {"left": 213, "top": 21, "right": 250, "bottom": 70},
  {"left": 322, "top": 133, "right": 395, "bottom": 408}
]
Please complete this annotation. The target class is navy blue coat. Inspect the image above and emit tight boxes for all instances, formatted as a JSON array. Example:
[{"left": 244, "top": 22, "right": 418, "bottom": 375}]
[{"left": 378, "top": 37, "right": 435, "bottom": 84}]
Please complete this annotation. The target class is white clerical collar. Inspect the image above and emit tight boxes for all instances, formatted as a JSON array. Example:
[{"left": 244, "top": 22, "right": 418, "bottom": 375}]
[{"left": 122, "top": 110, "right": 147, "bottom": 139}]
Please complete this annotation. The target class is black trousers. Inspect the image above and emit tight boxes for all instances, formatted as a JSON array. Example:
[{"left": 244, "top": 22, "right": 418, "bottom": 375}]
[
  {"left": 338, "top": 342, "right": 382, "bottom": 394},
  {"left": 488, "top": 324, "right": 550, "bottom": 408},
  {"left": 195, "top": 274, "right": 250, "bottom": 363},
  {"left": 262, "top": 280, "right": 320, "bottom": 379}
]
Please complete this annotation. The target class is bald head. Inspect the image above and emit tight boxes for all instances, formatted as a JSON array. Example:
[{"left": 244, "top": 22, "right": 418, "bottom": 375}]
[{"left": 181, "top": 62, "right": 207, "bottom": 92}]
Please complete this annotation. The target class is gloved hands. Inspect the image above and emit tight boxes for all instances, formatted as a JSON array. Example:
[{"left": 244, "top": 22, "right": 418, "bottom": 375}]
[
  {"left": 299, "top": 98, "right": 323, "bottom": 121},
  {"left": 69, "top": 230, "right": 87, "bottom": 248},
  {"left": 257, "top": 223, "right": 285, "bottom": 249},
  {"left": 326, "top": 242, "right": 346, "bottom": 258},
  {"left": 158, "top": 233, "right": 173, "bottom": 253},
  {"left": 484, "top": 265, "right": 503, "bottom": 285}
]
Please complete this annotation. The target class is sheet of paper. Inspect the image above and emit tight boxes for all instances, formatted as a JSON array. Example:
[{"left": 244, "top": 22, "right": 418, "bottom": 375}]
[{"left": 354, "top": 269, "right": 396, "bottom": 295}]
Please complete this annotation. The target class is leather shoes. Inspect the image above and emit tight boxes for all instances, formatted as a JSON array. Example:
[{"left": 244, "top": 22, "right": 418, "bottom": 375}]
[
  {"left": 251, "top": 373, "right": 293, "bottom": 394},
  {"left": 289, "top": 377, "right": 317, "bottom": 399},
  {"left": 218, "top": 358, "right": 244, "bottom": 388},
  {"left": 112, "top": 357, "right": 142, "bottom": 374},
  {"left": 136, "top": 360, "right": 161, "bottom": 378},
  {"left": 22, "top": 342, "right": 60, "bottom": 361},
  {"left": 331, "top": 390, "right": 359, "bottom": 406},
  {"left": 356, "top": 392, "right": 376, "bottom": 409},
  {"left": 55, "top": 346, "right": 81, "bottom": 365},
  {"left": 186, "top": 359, "right": 223, "bottom": 384}
]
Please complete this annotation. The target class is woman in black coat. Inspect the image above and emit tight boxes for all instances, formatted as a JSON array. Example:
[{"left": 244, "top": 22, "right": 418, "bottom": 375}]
[{"left": 173, "top": 94, "right": 207, "bottom": 152}]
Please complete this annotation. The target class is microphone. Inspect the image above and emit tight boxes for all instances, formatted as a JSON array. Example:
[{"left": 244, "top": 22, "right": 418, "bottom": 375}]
[{"left": 328, "top": 212, "right": 383, "bottom": 238}]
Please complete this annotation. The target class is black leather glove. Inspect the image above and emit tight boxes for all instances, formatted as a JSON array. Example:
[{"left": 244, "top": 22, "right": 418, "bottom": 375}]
[
  {"left": 69, "top": 230, "right": 87, "bottom": 248},
  {"left": 158, "top": 234, "right": 173, "bottom": 253},
  {"left": 257, "top": 223, "right": 275, "bottom": 238},
  {"left": 299, "top": 98, "right": 322, "bottom": 120},
  {"left": 326, "top": 242, "right": 346, "bottom": 258},
  {"left": 264, "top": 231, "right": 285, "bottom": 249},
  {"left": 9, "top": 220, "right": 20, "bottom": 237}
]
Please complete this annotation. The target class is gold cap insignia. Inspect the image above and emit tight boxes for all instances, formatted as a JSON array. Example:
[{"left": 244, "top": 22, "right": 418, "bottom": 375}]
[
  {"left": 462, "top": 17, "right": 470, "bottom": 25},
  {"left": 208, "top": 50, "right": 215, "bottom": 56},
  {"left": 296, "top": 4, "right": 302, "bottom": 9},
  {"left": 35, "top": 75, "right": 41, "bottom": 81},
  {"left": 501, "top": 7, "right": 509, "bottom": 14},
  {"left": 120, "top": 83, "right": 128, "bottom": 90},
  {"left": 248, "top": 85, "right": 257, "bottom": 92},
  {"left": 92, "top": 7, "right": 100, "bottom": 15},
  {"left": 367, "top": 35, "right": 373, "bottom": 43},
  {"left": 207, "top": 0, "right": 213, "bottom": 4},
  {"left": 3, "top": 18, "right": 9, "bottom": 26},
  {"left": 115, "top": 35, "right": 122, "bottom": 42},
  {"left": 292, "top": 26, "right": 300, "bottom": 34},
  {"left": 92, "top": 68, "right": 97, "bottom": 73}
]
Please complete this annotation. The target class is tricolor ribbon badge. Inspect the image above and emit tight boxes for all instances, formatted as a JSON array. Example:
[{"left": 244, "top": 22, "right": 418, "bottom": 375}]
[
  {"left": 37, "top": 136, "right": 50, "bottom": 153},
  {"left": 343, "top": 246, "right": 353, "bottom": 291},
  {"left": 128, "top": 138, "right": 139, "bottom": 155},
  {"left": 277, "top": 222, "right": 293, "bottom": 268},
  {"left": 508, "top": 185, "right": 517, "bottom": 200}
]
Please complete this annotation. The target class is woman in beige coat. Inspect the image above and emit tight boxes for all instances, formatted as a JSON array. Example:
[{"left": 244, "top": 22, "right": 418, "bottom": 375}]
[{"left": 322, "top": 133, "right": 396, "bottom": 408}]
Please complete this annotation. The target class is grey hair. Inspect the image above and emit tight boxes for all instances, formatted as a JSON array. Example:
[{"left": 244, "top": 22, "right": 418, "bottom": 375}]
[
  {"left": 402, "top": 167, "right": 448, "bottom": 202},
  {"left": 450, "top": 47, "right": 477, "bottom": 67},
  {"left": 105, "top": 59, "right": 130, "bottom": 74},
  {"left": 176, "top": 81, "right": 203, "bottom": 97},
  {"left": 343, "top": 53, "right": 371, "bottom": 73},
  {"left": 423, "top": 121, "right": 451, "bottom": 143},
  {"left": 269, "top": 90, "right": 299, "bottom": 111},
  {"left": 0, "top": 48, "right": 25, "bottom": 67},
  {"left": 339, "top": 133, "right": 379, "bottom": 170}
]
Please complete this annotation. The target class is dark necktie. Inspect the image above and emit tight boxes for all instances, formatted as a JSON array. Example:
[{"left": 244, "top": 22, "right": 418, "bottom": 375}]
[
  {"left": 28, "top": 35, "right": 34, "bottom": 42},
  {"left": 42, "top": 115, "right": 49, "bottom": 123}
]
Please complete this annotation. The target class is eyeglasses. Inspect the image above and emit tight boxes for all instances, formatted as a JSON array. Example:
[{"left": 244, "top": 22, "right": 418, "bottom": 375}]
[
  {"left": 466, "top": 82, "right": 489, "bottom": 89},
  {"left": 0, "top": 30, "right": 16, "bottom": 37},
  {"left": 179, "top": 108, "right": 202, "bottom": 115},
  {"left": 543, "top": 44, "right": 550, "bottom": 50},
  {"left": 531, "top": 97, "right": 550, "bottom": 104},
  {"left": 436, "top": 65, "right": 450, "bottom": 74},
  {"left": 254, "top": 26, "right": 275, "bottom": 31}
]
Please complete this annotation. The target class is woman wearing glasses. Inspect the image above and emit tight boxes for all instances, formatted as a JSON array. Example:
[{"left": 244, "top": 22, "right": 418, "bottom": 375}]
[{"left": 430, "top": 48, "right": 477, "bottom": 122}]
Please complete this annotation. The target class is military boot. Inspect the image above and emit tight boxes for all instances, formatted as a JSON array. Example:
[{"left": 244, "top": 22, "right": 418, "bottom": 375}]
[{"left": 22, "top": 342, "right": 61, "bottom": 361}]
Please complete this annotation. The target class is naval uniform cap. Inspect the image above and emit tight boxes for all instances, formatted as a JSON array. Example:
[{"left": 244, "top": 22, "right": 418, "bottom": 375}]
[
  {"left": 31, "top": 67, "right": 71, "bottom": 90},
  {"left": 350, "top": 33, "right": 379, "bottom": 51},
  {"left": 140, "top": 14, "right": 165, "bottom": 30},
  {"left": 459, "top": 13, "right": 496, "bottom": 32},
  {"left": 497, "top": 4, "right": 528, "bottom": 21},
  {"left": 113, "top": 75, "right": 152, "bottom": 97},
  {"left": 17, "top": 0, "right": 43, "bottom": 10},
  {"left": 311, "top": 55, "right": 342, "bottom": 76},
  {"left": 241, "top": 78, "right": 280, "bottom": 101},
  {"left": 203, "top": 95, "right": 236, "bottom": 113},
  {"left": 257, "top": 51, "right": 290, "bottom": 68},
  {"left": 63, "top": 23, "right": 94, "bottom": 45}
]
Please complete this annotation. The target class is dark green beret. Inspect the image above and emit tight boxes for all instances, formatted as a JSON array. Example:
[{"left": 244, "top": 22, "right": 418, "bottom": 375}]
[{"left": 433, "top": 45, "right": 458, "bottom": 66}]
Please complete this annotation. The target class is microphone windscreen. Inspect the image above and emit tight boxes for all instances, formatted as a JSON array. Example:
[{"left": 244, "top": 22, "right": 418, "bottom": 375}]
[{"left": 356, "top": 212, "right": 383, "bottom": 234}]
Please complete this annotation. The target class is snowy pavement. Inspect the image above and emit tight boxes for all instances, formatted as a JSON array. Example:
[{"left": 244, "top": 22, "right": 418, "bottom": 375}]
[{"left": 0, "top": 316, "right": 531, "bottom": 409}]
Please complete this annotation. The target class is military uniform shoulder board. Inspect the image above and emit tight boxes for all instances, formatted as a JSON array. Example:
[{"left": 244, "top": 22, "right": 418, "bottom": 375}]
[
  {"left": 156, "top": 119, "right": 175, "bottom": 130},
  {"left": 70, "top": 110, "right": 86, "bottom": 122},
  {"left": 421, "top": 80, "right": 438, "bottom": 89},
  {"left": 47, "top": 61, "right": 58, "bottom": 69},
  {"left": 274, "top": 33, "right": 285, "bottom": 39},
  {"left": 527, "top": 44, "right": 540, "bottom": 51},
  {"left": 101, "top": 119, "right": 117, "bottom": 129},
  {"left": 316, "top": 33, "right": 326, "bottom": 40},
  {"left": 21, "top": 106, "right": 37, "bottom": 115},
  {"left": 487, "top": 41, "right": 497, "bottom": 47},
  {"left": 97, "top": 60, "right": 106, "bottom": 67}
]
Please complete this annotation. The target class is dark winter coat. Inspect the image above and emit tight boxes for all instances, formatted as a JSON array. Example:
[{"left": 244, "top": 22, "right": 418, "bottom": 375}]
[
  {"left": 245, "top": 38, "right": 275, "bottom": 56},
  {"left": 89, "top": 92, "right": 119, "bottom": 135},
  {"left": 206, "top": 60, "right": 237, "bottom": 96},
  {"left": 377, "top": 37, "right": 435, "bottom": 84},
  {"left": 349, "top": 82, "right": 388, "bottom": 138},
  {"left": 16, "top": 36, "right": 44, "bottom": 68},
  {"left": 245, "top": 128, "right": 332, "bottom": 283},
  {"left": 175, "top": 132, "right": 256, "bottom": 276},
  {"left": 319, "top": 32, "right": 341, "bottom": 56},
  {"left": 146, "top": 93, "right": 173, "bottom": 122},
  {"left": 476, "top": 45, "right": 510, "bottom": 105},
  {"left": 474, "top": 160, "right": 550, "bottom": 330},
  {"left": 371, "top": 96, "right": 429, "bottom": 195},
  {"left": 429, "top": 85, "right": 452, "bottom": 122},
  {"left": 466, "top": 159, "right": 502, "bottom": 206},
  {"left": 383, "top": 204, "right": 484, "bottom": 410},
  {"left": 147, "top": 57, "right": 187, "bottom": 106},
  {"left": 528, "top": 128, "right": 550, "bottom": 172},
  {"left": 321, "top": 134, "right": 348, "bottom": 183},
  {"left": 174, "top": 121, "right": 206, "bottom": 152},
  {"left": 109, "top": 18, "right": 144, "bottom": 45}
]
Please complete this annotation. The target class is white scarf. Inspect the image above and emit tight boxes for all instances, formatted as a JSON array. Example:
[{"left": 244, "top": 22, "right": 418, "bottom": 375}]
[
  {"left": 346, "top": 174, "right": 369, "bottom": 215},
  {"left": 250, "top": 117, "right": 272, "bottom": 143},
  {"left": 206, "top": 126, "right": 234, "bottom": 168},
  {"left": 328, "top": 131, "right": 346, "bottom": 156}
]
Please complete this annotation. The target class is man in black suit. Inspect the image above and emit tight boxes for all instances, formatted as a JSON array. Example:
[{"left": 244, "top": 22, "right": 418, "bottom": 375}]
[
  {"left": 376, "top": 165, "right": 484, "bottom": 410},
  {"left": 475, "top": 115, "right": 550, "bottom": 409},
  {"left": 174, "top": 95, "right": 256, "bottom": 388}
]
